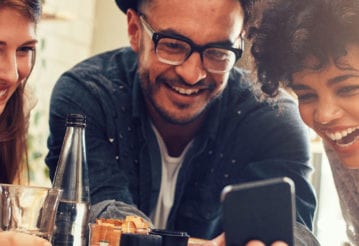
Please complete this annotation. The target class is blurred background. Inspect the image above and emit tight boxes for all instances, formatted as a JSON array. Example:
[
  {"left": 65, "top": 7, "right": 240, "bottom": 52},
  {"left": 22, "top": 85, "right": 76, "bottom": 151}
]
[
  {"left": 28, "top": 0, "right": 128, "bottom": 185},
  {"left": 27, "top": 1, "right": 348, "bottom": 245}
]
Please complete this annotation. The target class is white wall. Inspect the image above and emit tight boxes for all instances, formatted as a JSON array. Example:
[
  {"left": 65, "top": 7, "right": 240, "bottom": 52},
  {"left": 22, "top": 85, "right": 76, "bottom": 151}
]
[
  {"left": 28, "top": 0, "right": 129, "bottom": 187},
  {"left": 91, "top": 0, "right": 129, "bottom": 55},
  {"left": 28, "top": 0, "right": 97, "bottom": 186}
]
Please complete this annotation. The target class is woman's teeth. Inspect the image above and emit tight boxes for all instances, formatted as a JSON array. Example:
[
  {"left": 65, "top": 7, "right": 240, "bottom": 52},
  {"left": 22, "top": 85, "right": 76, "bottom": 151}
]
[
  {"left": 325, "top": 127, "right": 359, "bottom": 146},
  {"left": 0, "top": 89, "right": 7, "bottom": 97},
  {"left": 325, "top": 127, "right": 358, "bottom": 141}
]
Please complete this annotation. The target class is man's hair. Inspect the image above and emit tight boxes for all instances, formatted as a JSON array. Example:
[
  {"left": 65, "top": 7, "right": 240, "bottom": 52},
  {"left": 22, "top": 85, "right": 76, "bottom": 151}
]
[
  {"left": 136, "top": 0, "right": 149, "bottom": 13},
  {"left": 247, "top": 0, "right": 359, "bottom": 97}
]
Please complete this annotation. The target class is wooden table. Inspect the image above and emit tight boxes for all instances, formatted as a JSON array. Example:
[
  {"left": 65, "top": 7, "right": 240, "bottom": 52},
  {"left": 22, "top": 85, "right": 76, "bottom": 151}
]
[{"left": 188, "top": 237, "right": 210, "bottom": 245}]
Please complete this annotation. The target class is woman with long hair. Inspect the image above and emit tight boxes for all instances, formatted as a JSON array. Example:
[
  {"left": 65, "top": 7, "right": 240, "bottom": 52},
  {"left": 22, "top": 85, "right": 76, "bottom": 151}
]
[
  {"left": 0, "top": 0, "right": 40, "bottom": 184},
  {"left": 0, "top": 0, "right": 51, "bottom": 245}
]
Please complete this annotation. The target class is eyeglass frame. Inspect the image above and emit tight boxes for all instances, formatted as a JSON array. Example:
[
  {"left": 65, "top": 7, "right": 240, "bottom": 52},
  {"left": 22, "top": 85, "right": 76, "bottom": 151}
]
[{"left": 138, "top": 14, "right": 244, "bottom": 74}]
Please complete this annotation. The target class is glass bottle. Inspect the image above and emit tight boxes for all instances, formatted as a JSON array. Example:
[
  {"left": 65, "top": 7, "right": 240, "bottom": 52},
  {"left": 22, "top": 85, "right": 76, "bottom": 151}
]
[{"left": 52, "top": 114, "right": 91, "bottom": 246}]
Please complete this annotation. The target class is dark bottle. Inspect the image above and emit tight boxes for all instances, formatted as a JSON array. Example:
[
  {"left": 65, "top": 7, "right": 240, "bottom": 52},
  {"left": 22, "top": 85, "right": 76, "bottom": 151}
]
[{"left": 52, "top": 114, "right": 91, "bottom": 246}]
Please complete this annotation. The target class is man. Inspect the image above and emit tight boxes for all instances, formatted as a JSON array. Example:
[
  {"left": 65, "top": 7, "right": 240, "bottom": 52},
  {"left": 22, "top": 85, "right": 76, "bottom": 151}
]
[{"left": 46, "top": 0, "right": 318, "bottom": 244}]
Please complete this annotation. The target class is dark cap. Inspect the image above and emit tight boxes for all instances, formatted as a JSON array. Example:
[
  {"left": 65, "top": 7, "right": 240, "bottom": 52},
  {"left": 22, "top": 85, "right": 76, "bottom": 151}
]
[
  {"left": 115, "top": 0, "right": 252, "bottom": 14},
  {"left": 115, "top": 0, "right": 138, "bottom": 13}
]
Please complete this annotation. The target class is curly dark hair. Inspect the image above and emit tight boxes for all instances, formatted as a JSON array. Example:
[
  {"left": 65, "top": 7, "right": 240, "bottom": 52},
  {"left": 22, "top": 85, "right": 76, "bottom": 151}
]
[{"left": 247, "top": 0, "right": 359, "bottom": 97}]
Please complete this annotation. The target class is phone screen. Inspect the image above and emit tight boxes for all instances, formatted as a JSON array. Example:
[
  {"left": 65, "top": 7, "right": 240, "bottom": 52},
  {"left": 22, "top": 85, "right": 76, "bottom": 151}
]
[{"left": 221, "top": 177, "right": 295, "bottom": 246}]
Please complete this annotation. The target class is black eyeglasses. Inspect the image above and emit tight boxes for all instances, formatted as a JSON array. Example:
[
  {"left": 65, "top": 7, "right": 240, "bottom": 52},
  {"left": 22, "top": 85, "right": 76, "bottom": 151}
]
[{"left": 139, "top": 15, "right": 243, "bottom": 74}]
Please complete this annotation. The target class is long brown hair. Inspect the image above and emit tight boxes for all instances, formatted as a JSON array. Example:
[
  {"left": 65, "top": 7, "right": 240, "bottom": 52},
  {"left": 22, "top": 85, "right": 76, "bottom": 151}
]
[{"left": 0, "top": 0, "right": 41, "bottom": 184}]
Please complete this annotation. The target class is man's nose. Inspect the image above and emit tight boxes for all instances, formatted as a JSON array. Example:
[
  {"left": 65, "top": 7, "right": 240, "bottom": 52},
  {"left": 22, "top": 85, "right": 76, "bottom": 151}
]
[{"left": 175, "top": 52, "right": 207, "bottom": 85}]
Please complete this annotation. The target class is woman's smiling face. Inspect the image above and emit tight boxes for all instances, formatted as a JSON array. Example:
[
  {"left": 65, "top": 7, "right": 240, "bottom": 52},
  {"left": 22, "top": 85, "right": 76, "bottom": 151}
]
[
  {"left": 0, "top": 7, "right": 37, "bottom": 116},
  {"left": 292, "top": 44, "right": 359, "bottom": 168}
]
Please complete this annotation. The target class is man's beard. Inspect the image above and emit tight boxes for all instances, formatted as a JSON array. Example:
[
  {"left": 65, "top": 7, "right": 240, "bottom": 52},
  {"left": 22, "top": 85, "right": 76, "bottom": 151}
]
[{"left": 138, "top": 70, "right": 216, "bottom": 125}]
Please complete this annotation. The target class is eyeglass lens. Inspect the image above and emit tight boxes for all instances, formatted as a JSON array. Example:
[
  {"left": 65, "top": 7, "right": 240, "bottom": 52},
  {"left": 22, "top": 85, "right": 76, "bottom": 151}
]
[{"left": 156, "top": 38, "right": 237, "bottom": 73}]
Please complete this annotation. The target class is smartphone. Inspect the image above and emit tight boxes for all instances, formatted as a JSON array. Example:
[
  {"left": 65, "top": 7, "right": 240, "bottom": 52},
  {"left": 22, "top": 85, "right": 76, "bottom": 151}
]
[{"left": 221, "top": 177, "right": 295, "bottom": 246}]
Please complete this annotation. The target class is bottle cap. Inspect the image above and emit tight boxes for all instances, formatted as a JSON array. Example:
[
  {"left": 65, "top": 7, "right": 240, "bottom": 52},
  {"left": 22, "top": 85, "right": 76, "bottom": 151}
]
[{"left": 66, "top": 114, "right": 86, "bottom": 127}]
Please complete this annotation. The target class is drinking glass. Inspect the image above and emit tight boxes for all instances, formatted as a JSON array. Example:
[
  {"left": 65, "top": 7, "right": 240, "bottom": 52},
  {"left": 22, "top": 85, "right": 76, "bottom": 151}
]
[{"left": 0, "top": 183, "right": 62, "bottom": 241}]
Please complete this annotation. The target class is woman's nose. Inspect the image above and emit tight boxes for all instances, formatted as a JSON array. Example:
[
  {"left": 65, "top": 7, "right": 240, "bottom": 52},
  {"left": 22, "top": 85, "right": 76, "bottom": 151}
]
[
  {"left": 175, "top": 52, "right": 207, "bottom": 85},
  {"left": 314, "top": 98, "right": 343, "bottom": 125},
  {"left": 0, "top": 53, "right": 19, "bottom": 84}
]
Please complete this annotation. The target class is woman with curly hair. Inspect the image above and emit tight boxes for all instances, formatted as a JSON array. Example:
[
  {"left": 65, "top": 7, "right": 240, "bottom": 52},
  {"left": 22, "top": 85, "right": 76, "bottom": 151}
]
[
  {"left": 248, "top": 0, "right": 359, "bottom": 244},
  {"left": 0, "top": 0, "right": 51, "bottom": 245}
]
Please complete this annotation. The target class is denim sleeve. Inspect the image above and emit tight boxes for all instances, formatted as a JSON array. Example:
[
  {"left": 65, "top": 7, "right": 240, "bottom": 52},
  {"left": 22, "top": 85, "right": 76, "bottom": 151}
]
[
  {"left": 46, "top": 73, "right": 134, "bottom": 205},
  {"left": 235, "top": 93, "right": 317, "bottom": 231},
  {"left": 228, "top": 90, "right": 316, "bottom": 229},
  {"left": 89, "top": 200, "right": 152, "bottom": 226}
]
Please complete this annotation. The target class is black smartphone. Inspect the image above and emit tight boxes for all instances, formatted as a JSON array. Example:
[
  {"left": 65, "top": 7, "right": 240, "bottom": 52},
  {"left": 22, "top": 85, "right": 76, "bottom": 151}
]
[{"left": 221, "top": 177, "right": 295, "bottom": 246}]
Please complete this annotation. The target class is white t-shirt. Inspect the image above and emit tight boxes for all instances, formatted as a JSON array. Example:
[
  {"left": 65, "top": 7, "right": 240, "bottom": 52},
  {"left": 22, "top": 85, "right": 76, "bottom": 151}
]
[{"left": 150, "top": 124, "right": 193, "bottom": 229}]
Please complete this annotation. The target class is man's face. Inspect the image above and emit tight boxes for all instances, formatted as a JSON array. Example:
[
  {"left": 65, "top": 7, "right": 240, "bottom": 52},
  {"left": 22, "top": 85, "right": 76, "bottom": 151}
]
[{"left": 130, "top": 0, "right": 244, "bottom": 125}]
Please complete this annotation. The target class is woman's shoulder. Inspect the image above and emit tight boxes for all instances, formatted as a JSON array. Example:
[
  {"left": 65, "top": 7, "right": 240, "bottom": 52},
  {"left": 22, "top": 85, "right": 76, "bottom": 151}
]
[{"left": 324, "top": 142, "right": 359, "bottom": 244}]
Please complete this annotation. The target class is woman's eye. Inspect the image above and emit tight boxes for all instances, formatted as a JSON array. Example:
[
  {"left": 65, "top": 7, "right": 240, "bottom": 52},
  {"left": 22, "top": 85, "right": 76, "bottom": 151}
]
[
  {"left": 337, "top": 86, "right": 359, "bottom": 96},
  {"left": 295, "top": 93, "right": 317, "bottom": 103},
  {"left": 17, "top": 46, "right": 35, "bottom": 55}
]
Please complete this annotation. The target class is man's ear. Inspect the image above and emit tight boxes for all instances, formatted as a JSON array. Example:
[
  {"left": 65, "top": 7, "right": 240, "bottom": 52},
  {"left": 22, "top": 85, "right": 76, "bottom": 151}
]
[{"left": 127, "top": 9, "right": 141, "bottom": 52}]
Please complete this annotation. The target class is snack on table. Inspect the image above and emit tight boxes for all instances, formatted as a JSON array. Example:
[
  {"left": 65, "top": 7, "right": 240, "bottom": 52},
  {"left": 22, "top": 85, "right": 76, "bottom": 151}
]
[
  {"left": 89, "top": 216, "right": 151, "bottom": 246},
  {"left": 124, "top": 215, "right": 151, "bottom": 234}
]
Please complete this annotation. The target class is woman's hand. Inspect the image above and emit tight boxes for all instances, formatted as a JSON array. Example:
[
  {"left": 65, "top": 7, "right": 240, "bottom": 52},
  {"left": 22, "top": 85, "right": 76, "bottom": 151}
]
[
  {"left": 246, "top": 240, "right": 288, "bottom": 246},
  {"left": 201, "top": 233, "right": 225, "bottom": 246},
  {"left": 200, "top": 234, "right": 288, "bottom": 246},
  {"left": 0, "top": 231, "right": 52, "bottom": 246}
]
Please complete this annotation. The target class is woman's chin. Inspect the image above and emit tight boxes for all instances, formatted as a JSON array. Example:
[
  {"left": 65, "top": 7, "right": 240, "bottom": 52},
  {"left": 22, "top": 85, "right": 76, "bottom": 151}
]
[{"left": 338, "top": 155, "right": 359, "bottom": 169}]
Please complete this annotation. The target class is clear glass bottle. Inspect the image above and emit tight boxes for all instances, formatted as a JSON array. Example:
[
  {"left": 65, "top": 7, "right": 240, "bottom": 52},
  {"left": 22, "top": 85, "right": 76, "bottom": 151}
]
[{"left": 52, "top": 114, "right": 90, "bottom": 246}]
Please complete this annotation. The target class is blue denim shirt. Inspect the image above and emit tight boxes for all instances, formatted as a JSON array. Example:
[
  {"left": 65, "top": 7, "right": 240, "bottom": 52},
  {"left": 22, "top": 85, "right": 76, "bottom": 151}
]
[{"left": 46, "top": 47, "right": 316, "bottom": 239}]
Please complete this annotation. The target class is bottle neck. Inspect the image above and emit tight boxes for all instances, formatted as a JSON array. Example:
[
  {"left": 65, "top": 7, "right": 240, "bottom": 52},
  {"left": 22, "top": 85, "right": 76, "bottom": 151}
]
[{"left": 53, "top": 125, "right": 90, "bottom": 203}]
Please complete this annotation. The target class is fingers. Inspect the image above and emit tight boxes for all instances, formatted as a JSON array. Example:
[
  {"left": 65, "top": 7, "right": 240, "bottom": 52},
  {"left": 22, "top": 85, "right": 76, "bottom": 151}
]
[
  {"left": 200, "top": 239, "right": 218, "bottom": 246},
  {"left": 203, "top": 233, "right": 288, "bottom": 246},
  {"left": 200, "top": 242, "right": 217, "bottom": 246},
  {"left": 246, "top": 240, "right": 266, "bottom": 246},
  {"left": 0, "top": 231, "right": 52, "bottom": 246},
  {"left": 201, "top": 233, "right": 225, "bottom": 246},
  {"left": 271, "top": 241, "right": 288, "bottom": 246},
  {"left": 246, "top": 240, "right": 288, "bottom": 246}
]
